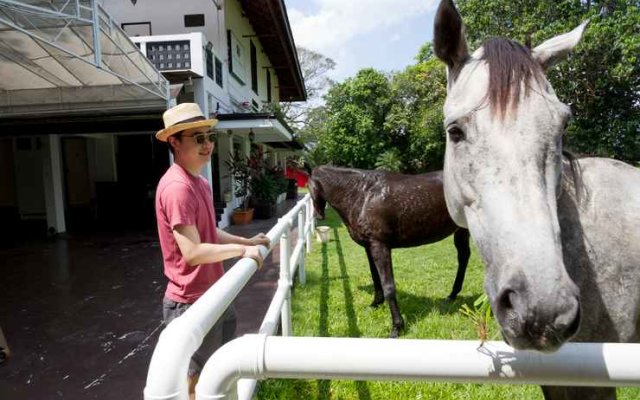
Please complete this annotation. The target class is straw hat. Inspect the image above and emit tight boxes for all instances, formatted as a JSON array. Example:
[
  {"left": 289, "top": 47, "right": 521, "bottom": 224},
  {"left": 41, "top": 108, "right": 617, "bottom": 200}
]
[{"left": 156, "top": 103, "right": 218, "bottom": 142}]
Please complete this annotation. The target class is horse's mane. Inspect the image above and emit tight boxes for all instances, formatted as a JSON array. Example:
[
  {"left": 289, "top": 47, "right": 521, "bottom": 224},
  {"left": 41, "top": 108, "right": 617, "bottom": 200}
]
[
  {"left": 480, "top": 37, "right": 545, "bottom": 118},
  {"left": 314, "top": 166, "right": 386, "bottom": 192},
  {"left": 562, "top": 150, "right": 585, "bottom": 204}
]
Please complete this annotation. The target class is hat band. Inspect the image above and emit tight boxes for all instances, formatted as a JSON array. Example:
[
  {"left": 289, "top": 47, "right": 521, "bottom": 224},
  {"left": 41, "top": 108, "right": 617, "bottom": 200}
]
[{"left": 168, "top": 115, "right": 206, "bottom": 127}]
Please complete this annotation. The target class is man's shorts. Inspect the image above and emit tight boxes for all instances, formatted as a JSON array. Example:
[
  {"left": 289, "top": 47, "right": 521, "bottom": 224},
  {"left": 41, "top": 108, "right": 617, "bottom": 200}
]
[{"left": 162, "top": 297, "right": 237, "bottom": 377}]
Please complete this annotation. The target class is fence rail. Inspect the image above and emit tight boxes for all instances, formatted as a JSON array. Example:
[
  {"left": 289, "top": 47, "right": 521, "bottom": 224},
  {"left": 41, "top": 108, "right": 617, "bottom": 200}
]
[
  {"left": 143, "top": 194, "right": 314, "bottom": 400},
  {"left": 196, "top": 337, "right": 640, "bottom": 399}
]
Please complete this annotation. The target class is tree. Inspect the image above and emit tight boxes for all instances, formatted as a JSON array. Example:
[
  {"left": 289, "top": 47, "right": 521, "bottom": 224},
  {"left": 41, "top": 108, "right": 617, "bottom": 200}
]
[
  {"left": 457, "top": 0, "right": 640, "bottom": 161},
  {"left": 320, "top": 68, "right": 394, "bottom": 169},
  {"left": 312, "top": 49, "right": 449, "bottom": 172},
  {"left": 279, "top": 47, "right": 336, "bottom": 129},
  {"left": 386, "top": 55, "right": 448, "bottom": 172}
]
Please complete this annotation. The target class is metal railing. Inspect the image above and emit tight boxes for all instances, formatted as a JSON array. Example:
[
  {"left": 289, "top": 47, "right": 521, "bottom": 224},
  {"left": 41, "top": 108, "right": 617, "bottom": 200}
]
[{"left": 143, "top": 194, "right": 314, "bottom": 400}]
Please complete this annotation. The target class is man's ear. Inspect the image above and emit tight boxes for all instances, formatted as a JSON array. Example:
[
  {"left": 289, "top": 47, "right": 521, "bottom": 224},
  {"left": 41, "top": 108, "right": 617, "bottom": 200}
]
[{"left": 168, "top": 135, "right": 180, "bottom": 150}]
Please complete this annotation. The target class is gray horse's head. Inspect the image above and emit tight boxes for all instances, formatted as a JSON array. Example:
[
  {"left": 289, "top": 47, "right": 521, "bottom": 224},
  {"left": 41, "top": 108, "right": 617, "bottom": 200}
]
[{"left": 433, "top": 0, "right": 587, "bottom": 352}]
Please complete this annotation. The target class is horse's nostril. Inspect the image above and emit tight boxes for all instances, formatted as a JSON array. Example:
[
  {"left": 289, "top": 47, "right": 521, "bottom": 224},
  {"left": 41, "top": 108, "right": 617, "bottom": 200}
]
[{"left": 498, "top": 288, "right": 516, "bottom": 312}]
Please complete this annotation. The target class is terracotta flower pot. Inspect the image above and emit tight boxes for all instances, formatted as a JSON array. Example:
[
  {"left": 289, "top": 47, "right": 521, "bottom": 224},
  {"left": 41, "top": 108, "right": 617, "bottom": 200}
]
[{"left": 232, "top": 208, "right": 254, "bottom": 225}]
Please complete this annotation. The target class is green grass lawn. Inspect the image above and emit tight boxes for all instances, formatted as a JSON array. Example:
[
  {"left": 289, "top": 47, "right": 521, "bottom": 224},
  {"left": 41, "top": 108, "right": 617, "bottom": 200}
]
[{"left": 257, "top": 207, "right": 640, "bottom": 400}]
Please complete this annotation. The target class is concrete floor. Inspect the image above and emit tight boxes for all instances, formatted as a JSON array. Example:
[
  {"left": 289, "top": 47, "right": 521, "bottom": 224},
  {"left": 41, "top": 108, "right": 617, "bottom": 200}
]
[{"left": 0, "top": 200, "right": 300, "bottom": 399}]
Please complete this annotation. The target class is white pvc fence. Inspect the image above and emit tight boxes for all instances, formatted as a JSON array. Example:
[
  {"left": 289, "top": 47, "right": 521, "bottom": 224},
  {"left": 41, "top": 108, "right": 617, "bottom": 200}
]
[
  {"left": 145, "top": 193, "right": 640, "bottom": 400},
  {"left": 144, "top": 194, "right": 315, "bottom": 400},
  {"left": 196, "top": 337, "right": 640, "bottom": 399}
]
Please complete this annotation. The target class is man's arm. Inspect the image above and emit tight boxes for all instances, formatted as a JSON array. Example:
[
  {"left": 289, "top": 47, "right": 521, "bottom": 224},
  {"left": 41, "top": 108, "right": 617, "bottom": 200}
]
[
  {"left": 217, "top": 228, "right": 271, "bottom": 248},
  {"left": 173, "top": 224, "right": 265, "bottom": 268}
]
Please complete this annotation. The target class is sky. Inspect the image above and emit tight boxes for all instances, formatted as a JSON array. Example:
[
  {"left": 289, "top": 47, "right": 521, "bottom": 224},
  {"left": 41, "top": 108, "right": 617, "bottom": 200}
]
[{"left": 284, "top": 0, "right": 440, "bottom": 83}]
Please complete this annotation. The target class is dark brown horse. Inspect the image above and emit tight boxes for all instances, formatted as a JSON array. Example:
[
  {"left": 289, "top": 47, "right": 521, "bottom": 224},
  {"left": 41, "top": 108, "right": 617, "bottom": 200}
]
[{"left": 309, "top": 165, "right": 471, "bottom": 337}]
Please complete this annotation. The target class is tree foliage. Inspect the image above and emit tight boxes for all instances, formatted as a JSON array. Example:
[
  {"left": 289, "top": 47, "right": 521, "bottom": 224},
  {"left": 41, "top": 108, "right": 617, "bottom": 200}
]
[
  {"left": 320, "top": 69, "right": 394, "bottom": 168},
  {"left": 296, "top": 0, "right": 639, "bottom": 169},
  {"left": 315, "top": 54, "right": 448, "bottom": 172},
  {"left": 458, "top": 0, "right": 640, "bottom": 161}
]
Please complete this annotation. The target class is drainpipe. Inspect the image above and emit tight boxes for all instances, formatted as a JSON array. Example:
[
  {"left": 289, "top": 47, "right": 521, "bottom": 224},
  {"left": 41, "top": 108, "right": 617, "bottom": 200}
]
[{"left": 197, "top": 337, "right": 640, "bottom": 400}]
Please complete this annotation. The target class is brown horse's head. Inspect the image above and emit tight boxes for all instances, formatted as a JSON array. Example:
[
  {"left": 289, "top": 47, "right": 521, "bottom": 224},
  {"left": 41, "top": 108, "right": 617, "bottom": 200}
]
[{"left": 308, "top": 173, "right": 327, "bottom": 220}]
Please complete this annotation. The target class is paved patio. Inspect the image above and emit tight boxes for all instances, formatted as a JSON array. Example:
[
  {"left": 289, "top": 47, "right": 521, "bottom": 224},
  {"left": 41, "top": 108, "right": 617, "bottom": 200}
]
[{"left": 0, "top": 198, "right": 303, "bottom": 399}]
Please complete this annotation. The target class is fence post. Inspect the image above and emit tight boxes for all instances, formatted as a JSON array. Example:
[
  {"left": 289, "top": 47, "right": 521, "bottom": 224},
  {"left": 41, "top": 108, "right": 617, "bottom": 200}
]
[
  {"left": 306, "top": 197, "right": 313, "bottom": 253},
  {"left": 297, "top": 206, "right": 306, "bottom": 285},
  {"left": 279, "top": 220, "right": 292, "bottom": 336}
]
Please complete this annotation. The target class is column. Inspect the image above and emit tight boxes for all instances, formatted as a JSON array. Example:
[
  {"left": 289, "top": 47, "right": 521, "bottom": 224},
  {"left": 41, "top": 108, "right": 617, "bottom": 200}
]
[{"left": 43, "top": 135, "right": 66, "bottom": 234}]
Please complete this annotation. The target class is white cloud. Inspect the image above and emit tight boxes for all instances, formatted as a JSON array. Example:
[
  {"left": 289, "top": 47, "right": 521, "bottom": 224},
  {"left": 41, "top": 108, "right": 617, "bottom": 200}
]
[
  {"left": 288, "top": 0, "right": 436, "bottom": 51},
  {"left": 287, "top": 0, "right": 438, "bottom": 79}
]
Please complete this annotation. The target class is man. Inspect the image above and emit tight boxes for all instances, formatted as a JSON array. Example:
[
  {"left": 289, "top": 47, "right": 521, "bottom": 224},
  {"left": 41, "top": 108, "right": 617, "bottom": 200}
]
[{"left": 154, "top": 103, "right": 270, "bottom": 395}]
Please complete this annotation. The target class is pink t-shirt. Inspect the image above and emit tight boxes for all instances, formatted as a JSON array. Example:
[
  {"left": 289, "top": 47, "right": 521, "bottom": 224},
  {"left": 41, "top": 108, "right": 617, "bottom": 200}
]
[{"left": 155, "top": 163, "right": 224, "bottom": 303}]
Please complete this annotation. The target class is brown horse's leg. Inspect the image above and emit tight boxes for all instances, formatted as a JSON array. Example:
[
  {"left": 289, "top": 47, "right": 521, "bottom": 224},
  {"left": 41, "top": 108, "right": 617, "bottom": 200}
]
[
  {"left": 365, "top": 246, "right": 384, "bottom": 307},
  {"left": 370, "top": 242, "right": 404, "bottom": 338},
  {"left": 541, "top": 386, "right": 616, "bottom": 400},
  {"left": 448, "top": 228, "right": 471, "bottom": 301}
]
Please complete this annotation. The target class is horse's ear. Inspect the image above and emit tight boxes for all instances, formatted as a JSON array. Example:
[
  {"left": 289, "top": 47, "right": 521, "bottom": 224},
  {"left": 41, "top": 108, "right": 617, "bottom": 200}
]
[
  {"left": 433, "top": 0, "right": 469, "bottom": 72},
  {"left": 532, "top": 20, "right": 589, "bottom": 70}
]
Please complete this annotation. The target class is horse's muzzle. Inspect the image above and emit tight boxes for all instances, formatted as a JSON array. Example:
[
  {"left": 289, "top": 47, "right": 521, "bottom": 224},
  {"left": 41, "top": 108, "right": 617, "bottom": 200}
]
[{"left": 494, "top": 287, "right": 581, "bottom": 352}]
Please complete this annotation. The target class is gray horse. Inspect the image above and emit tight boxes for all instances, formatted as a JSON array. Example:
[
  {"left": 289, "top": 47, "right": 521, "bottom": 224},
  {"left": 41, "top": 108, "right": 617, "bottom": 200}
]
[{"left": 433, "top": 0, "right": 640, "bottom": 399}]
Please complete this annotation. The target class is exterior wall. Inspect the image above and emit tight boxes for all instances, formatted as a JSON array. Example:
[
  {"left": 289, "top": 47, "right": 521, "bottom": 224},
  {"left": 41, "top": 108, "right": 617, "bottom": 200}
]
[
  {"left": 88, "top": 134, "right": 117, "bottom": 182},
  {"left": 14, "top": 137, "right": 46, "bottom": 219},
  {"left": 224, "top": 0, "right": 280, "bottom": 110},
  {"left": 0, "top": 139, "right": 17, "bottom": 208},
  {"left": 102, "top": 0, "right": 280, "bottom": 114},
  {"left": 100, "top": 0, "right": 289, "bottom": 229}
]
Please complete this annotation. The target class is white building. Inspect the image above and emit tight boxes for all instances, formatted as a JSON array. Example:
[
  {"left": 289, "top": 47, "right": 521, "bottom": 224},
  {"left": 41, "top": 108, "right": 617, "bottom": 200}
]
[{"left": 0, "top": 0, "right": 306, "bottom": 237}]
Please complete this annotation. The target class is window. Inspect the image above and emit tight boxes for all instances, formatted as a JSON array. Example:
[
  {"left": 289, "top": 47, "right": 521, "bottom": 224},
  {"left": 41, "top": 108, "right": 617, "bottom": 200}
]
[
  {"left": 266, "top": 69, "right": 272, "bottom": 102},
  {"left": 250, "top": 41, "right": 258, "bottom": 94},
  {"left": 146, "top": 40, "right": 190, "bottom": 71},
  {"left": 184, "top": 14, "right": 205, "bottom": 27},
  {"left": 227, "top": 30, "right": 245, "bottom": 84},
  {"left": 215, "top": 57, "right": 223, "bottom": 87},
  {"left": 206, "top": 47, "right": 214, "bottom": 80},
  {"left": 121, "top": 21, "right": 151, "bottom": 36}
]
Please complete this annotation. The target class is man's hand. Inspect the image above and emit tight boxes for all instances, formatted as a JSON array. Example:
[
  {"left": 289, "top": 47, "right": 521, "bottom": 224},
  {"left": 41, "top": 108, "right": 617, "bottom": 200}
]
[
  {"left": 242, "top": 245, "right": 265, "bottom": 269},
  {"left": 249, "top": 233, "right": 270, "bottom": 248}
]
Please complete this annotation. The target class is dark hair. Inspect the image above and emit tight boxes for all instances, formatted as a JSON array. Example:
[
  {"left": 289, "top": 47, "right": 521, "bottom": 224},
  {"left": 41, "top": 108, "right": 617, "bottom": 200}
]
[{"left": 480, "top": 37, "right": 544, "bottom": 119}]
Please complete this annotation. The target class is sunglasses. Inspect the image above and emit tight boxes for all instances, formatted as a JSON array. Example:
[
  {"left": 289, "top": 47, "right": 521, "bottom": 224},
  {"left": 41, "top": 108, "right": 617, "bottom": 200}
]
[{"left": 182, "top": 131, "right": 216, "bottom": 145}]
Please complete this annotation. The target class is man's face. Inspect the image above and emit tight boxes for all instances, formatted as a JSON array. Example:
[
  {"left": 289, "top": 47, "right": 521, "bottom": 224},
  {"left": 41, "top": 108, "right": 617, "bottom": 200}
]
[{"left": 170, "top": 126, "right": 215, "bottom": 166}]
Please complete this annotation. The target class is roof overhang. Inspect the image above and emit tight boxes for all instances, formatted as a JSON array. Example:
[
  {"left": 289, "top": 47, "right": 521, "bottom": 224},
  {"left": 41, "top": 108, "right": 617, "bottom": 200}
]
[
  {"left": 0, "top": 0, "right": 169, "bottom": 118},
  {"left": 239, "top": 0, "right": 306, "bottom": 102},
  {"left": 0, "top": 109, "right": 164, "bottom": 136},
  {"left": 215, "top": 113, "right": 293, "bottom": 143}
]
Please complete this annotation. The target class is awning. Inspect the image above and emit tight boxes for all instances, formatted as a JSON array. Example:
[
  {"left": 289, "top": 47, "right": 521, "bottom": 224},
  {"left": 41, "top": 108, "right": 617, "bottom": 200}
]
[
  {"left": 0, "top": 0, "right": 169, "bottom": 118},
  {"left": 215, "top": 113, "right": 293, "bottom": 143}
]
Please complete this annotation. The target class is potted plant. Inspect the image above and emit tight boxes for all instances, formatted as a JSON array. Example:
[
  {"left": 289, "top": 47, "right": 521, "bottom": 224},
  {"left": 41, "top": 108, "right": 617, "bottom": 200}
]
[
  {"left": 269, "top": 167, "right": 288, "bottom": 204},
  {"left": 225, "top": 152, "right": 254, "bottom": 224},
  {"left": 246, "top": 148, "right": 279, "bottom": 219},
  {"left": 286, "top": 178, "right": 298, "bottom": 199},
  {"left": 250, "top": 172, "right": 279, "bottom": 219}
]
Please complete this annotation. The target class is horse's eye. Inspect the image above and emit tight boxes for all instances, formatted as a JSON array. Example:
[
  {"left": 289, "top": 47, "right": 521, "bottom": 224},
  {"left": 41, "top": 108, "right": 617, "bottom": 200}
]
[{"left": 447, "top": 126, "right": 466, "bottom": 143}]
